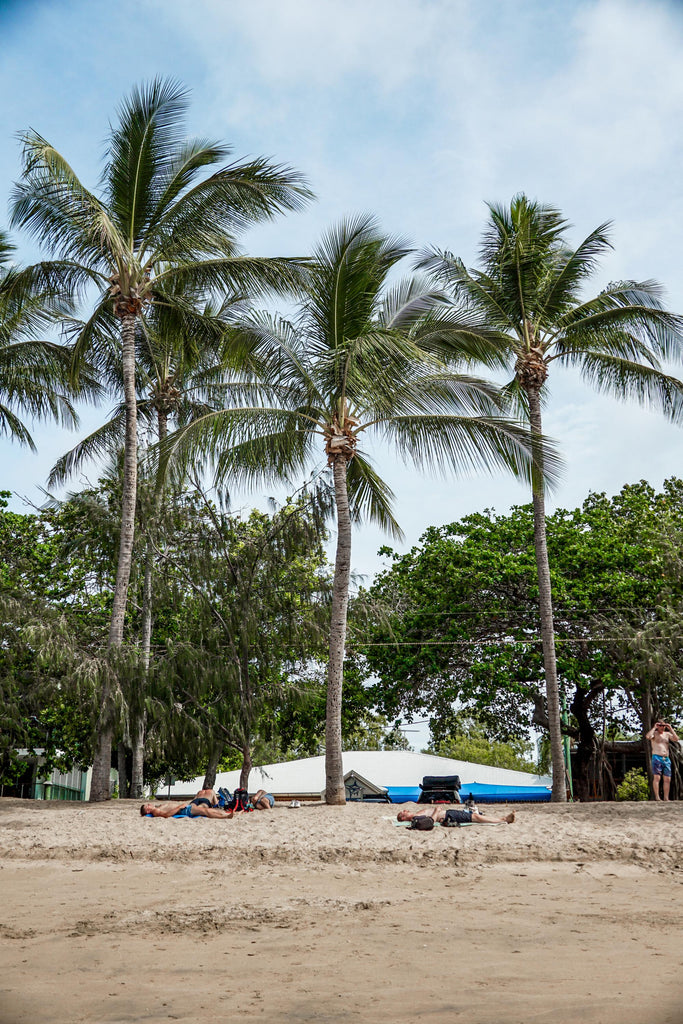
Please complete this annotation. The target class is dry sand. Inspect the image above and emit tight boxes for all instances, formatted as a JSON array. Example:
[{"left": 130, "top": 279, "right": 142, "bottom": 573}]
[{"left": 1, "top": 797, "right": 682, "bottom": 1024}]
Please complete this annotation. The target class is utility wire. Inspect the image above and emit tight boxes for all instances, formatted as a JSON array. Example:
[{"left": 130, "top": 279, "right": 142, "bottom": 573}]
[{"left": 349, "top": 635, "right": 683, "bottom": 647}]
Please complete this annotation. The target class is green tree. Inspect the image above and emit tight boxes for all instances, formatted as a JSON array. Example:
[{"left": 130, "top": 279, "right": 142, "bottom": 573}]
[
  {"left": 165, "top": 214, "right": 559, "bottom": 803},
  {"left": 360, "top": 478, "right": 683, "bottom": 800},
  {"left": 149, "top": 486, "right": 331, "bottom": 791},
  {"left": 11, "top": 78, "right": 312, "bottom": 799},
  {"left": 427, "top": 718, "right": 537, "bottom": 772},
  {"left": 419, "top": 195, "right": 683, "bottom": 800},
  {"left": 49, "top": 296, "right": 252, "bottom": 798}
]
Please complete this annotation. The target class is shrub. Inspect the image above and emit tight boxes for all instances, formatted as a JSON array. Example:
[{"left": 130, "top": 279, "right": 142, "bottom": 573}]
[{"left": 616, "top": 768, "right": 649, "bottom": 801}]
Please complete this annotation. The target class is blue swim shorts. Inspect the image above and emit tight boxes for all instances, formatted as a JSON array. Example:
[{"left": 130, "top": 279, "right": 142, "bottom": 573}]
[{"left": 652, "top": 755, "right": 672, "bottom": 778}]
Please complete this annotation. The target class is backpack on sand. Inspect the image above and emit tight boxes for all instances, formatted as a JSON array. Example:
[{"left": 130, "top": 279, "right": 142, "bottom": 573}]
[
  {"left": 228, "top": 787, "right": 252, "bottom": 812},
  {"left": 409, "top": 815, "right": 435, "bottom": 831}
]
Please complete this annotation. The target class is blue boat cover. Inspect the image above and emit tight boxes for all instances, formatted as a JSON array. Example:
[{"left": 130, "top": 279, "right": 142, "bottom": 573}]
[{"left": 386, "top": 782, "right": 551, "bottom": 804}]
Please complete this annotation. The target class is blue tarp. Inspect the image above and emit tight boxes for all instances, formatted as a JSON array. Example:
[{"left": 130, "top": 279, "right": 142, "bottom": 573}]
[
  {"left": 386, "top": 782, "right": 551, "bottom": 804},
  {"left": 457, "top": 783, "right": 551, "bottom": 803}
]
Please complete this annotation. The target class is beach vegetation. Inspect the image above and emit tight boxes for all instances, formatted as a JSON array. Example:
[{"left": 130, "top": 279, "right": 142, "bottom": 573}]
[
  {"left": 616, "top": 768, "right": 649, "bottom": 801},
  {"left": 161, "top": 214, "right": 559, "bottom": 803},
  {"left": 10, "top": 77, "right": 312, "bottom": 799},
  {"left": 418, "top": 194, "right": 683, "bottom": 800}
]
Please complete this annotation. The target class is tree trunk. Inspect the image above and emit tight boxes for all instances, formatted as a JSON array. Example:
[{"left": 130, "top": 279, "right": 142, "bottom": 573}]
[
  {"left": 89, "top": 727, "right": 113, "bottom": 802},
  {"left": 117, "top": 741, "right": 129, "bottom": 798},
  {"left": 239, "top": 744, "right": 252, "bottom": 792},
  {"left": 202, "top": 743, "right": 224, "bottom": 791},
  {"left": 91, "top": 312, "right": 139, "bottom": 802},
  {"left": 642, "top": 688, "right": 655, "bottom": 799},
  {"left": 109, "top": 311, "right": 139, "bottom": 647},
  {"left": 570, "top": 685, "right": 599, "bottom": 803},
  {"left": 130, "top": 716, "right": 145, "bottom": 799},
  {"left": 325, "top": 455, "right": 352, "bottom": 805},
  {"left": 526, "top": 387, "right": 566, "bottom": 802},
  {"left": 133, "top": 411, "right": 168, "bottom": 799}
]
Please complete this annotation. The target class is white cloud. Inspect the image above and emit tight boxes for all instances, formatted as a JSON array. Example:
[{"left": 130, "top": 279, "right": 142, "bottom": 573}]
[{"left": 3, "top": 0, "right": 683, "bottom": 577}]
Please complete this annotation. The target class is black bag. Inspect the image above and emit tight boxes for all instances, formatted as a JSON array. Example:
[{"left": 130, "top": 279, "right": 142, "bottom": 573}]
[
  {"left": 409, "top": 815, "right": 435, "bottom": 831},
  {"left": 417, "top": 774, "right": 462, "bottom": 804},
  {"left": 420, "top": 775, "right": 461, "bottom": 791},
  {"left": 228, "top": 787, "right": 252, "bottom": 812}
]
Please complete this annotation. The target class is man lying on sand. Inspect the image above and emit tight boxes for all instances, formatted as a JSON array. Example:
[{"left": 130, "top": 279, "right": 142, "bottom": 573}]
[
  {"left": 397, "top": 803, "right": 515, "bottom": 826},
  {"left": 141, "top": 787, "right": 276, "bottom": 817},
  {"left": 140, "top": 788, "right": 233, "bottom": 819},
  {"left": 251, "top": 789, "right": 275, "bottom": 810}
]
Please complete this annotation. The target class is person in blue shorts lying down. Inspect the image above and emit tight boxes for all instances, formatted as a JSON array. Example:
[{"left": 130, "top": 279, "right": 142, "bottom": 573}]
[
  {"left": 140, "top": 787, "right": 233, "bottom": 819},
  {"left": 397, "top": 803, "right": 515, "bottom": 825},
  {"left": 251, "top": 789, "right": 275, "bottom": 810}
]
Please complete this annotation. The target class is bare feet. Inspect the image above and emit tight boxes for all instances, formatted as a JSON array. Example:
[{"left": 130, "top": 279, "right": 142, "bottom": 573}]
[{"left": 505, "top": 811, "right": 516, "bottom": 824}]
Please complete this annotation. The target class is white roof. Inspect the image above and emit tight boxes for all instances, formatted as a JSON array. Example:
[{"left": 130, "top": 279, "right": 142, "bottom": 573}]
[{"left": 157, "top": 750, "right": 551, "bottom": 799}]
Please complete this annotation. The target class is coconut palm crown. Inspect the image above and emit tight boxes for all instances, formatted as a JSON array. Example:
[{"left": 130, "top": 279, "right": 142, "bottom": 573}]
[
  {"left": 0, "top": 229, "right": 90, "bottom": 448},
  {"left": 163, "top": 214, "right": 561, "bottom": 804},
  {"left": 10, "top": 77, "right": 312, "bottom": 801},
  {"left": 417, "top": 193, "right": 683, "bottom": 800}
]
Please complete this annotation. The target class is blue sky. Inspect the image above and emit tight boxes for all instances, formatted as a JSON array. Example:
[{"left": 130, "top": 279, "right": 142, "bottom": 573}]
[{"left": 3, "top": 0, "right": 683, "bottom": 592}]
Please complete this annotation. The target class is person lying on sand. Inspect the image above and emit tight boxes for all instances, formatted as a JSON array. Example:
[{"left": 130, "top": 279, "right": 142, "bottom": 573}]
[
  {"left": 397, "top": 803, "right": 515, "bottom": 826},
  {"left": 140, "top": 788, "right": 234, "bottom": 819},
  {"left": 250, "top": 789, "right": 275, "bottom": 810}
]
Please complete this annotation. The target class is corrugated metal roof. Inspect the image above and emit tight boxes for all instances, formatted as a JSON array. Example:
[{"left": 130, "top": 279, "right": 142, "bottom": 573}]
[{"left": 157, "top": 750, "right": 551, "bottom": 799}]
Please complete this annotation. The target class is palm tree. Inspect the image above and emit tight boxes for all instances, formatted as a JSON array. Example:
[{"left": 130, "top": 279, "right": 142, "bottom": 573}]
[
  {"left": 11, "top": 77, "right": 312, "bottom": 799},
  {"left": 163, "top": 214, "right": 560, "bottom": 803},
  {"left": 418, "top": 194, "right": 683, "bottom": 801},
  {"left": 0, "top": 230, "right": 84, "bottom": 447},
  {"left": 48, "top": 297, "right": 249, "bottom": 798}
]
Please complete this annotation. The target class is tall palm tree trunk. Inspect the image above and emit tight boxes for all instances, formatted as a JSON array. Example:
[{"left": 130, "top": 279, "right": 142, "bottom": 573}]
[
  {"left": 131, "top": 410, "right": 168, "bottom": 799},
  {"left": 326, "top": 455, "right": 352, "bottom": 805},
  {"left": 527, "top": 387, "right": 566, "bottom": 802},
  {"left": 90, "top": 311, "right": 139, "bottom": 802},
  {"left": 109, "top": 311, "right": 139, "bottom": 645}
]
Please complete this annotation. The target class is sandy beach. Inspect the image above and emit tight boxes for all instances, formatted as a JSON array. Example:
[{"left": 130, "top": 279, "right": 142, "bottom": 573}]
[{"left": 1, "top": 798, "right": 682, "bottom": 1024}]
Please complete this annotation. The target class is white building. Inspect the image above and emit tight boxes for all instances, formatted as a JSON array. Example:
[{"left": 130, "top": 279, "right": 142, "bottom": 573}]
[{"left": 157, "top": 750, "right": 551, "bottom": 802}]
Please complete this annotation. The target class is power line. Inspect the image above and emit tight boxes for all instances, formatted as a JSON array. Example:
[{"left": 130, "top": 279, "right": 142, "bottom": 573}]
[{"left": 349, "top": 635, "right": 683, "bottom": 648}]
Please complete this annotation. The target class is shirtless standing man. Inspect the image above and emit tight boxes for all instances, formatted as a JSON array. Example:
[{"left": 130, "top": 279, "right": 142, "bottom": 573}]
[
  {"left": 397, "top": 803, "right": 515, "bottom": 825},
  {"left": 645, "top": 721, "right": 680, "bottom": 801}
]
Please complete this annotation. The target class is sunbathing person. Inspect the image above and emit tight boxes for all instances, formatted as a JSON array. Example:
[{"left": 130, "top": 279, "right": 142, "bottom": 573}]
[
  {"left": 251, "top": 789, "right": 275, "bottom": 810},
  {"left": 141, "top": 788, "right": 233, "bottom": 819},
  {"left": 397, "top": 803, "right": 515, "bottom": 825}
]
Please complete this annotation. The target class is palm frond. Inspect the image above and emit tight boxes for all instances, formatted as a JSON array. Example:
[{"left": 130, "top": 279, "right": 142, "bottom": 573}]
[
  {"left": 346, "top": 453, "right": 403, "bottom": 539},
  {"left": 380, "top": 412, "right": 563, "bottom": 492},
  {"left": 11, "top": 133, "right": 125, "bottom": 266},
  {"left": 575, "top": 352, "right": 683, "bottom": 424},
  {"left": 48, "top": 410, "right": 127, "bottom": 486},
  {"left": 538, "top": 222, "right": 612, "bottom": 320},
  {"left": 554, "top": 283, "right": 683, "bottom": 362},
  {"left": 156, "top": 255, "right": 307, "bottom": 301},
  {"left": 0, "top": 401, "right": 37, "bottom": 449},
  {"left": 106, "top": 77, "right": 190, "bottom": 245},
  {"left": 144, "top": 156, "right": 313, "bottom": 258}
]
